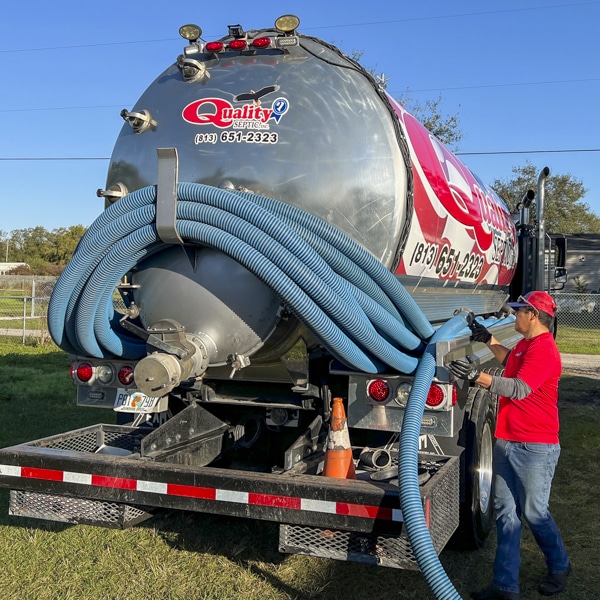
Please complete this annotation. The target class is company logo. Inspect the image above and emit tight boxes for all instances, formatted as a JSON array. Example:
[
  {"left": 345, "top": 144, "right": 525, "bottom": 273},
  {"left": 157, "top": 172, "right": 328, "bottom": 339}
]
[
  {"left": 182, "top": 95, "right": 289, "bottom": 129},
  {"left": 401, "top": 110, "right": 514, "bottom": 253}
]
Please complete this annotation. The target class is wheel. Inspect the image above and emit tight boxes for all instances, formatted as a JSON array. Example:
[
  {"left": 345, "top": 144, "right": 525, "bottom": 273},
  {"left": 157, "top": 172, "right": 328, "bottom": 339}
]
[{"left": 455, "top": 385, "right": 497, "bottom": 549}]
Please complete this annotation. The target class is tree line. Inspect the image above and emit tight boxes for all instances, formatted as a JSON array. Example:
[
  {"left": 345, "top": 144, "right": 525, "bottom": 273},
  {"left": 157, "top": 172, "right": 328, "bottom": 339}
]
[{"left": 0, "top": 225, "right": 87, "bottom": 274}]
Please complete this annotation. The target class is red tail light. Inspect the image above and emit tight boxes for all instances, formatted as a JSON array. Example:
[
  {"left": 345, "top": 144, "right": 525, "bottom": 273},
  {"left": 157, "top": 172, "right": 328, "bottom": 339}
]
[
  {"left": 252, "top": 37, "right": 271, "bottom": 49},
  {"left": 228, "top": 39, "right": 247, "bottom": 50},
  {"left": 75, "top": 363, "right": 93, "bottom": 383},
  {"left": 205, "top": 41, "right": 224, "bottom": 53},
  {"left": 118, "top": 365, "right": 134, "bottom": 386},
  {"left": 367, "top": 379, "right": 390, "bottom": 402},
  {"left": 425, "top": 384, "right": 445, "bottom": 407}
]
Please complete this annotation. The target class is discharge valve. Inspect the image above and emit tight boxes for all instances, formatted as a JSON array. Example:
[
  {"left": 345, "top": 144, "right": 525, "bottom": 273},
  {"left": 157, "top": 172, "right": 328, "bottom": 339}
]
[{"left": 133, "top": 319, "right": 210, "bottom": 397}]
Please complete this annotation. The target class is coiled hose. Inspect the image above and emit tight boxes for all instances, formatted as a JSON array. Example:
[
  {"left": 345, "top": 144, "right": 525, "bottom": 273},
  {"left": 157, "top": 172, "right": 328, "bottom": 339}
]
[
  {"left": 49, "top": 183, "right": 473, "bottom": 599},
  {"left": 49, "top": 183, "right": 433, "bottom": 372}
]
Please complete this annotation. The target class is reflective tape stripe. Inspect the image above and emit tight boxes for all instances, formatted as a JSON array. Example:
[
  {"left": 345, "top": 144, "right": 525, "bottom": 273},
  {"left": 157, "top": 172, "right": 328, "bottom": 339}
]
[
  {"left": 216, "top": 489, "right": 249, "bottom": 504},
  {"left": 301, "top": 498, "right": 337, "bottom": 514},
  {"left": 22, "top": 466, "right": 63, "bottom": 481},
  {"left": 91, "top": 475, "right": 137, "bottom": 490},
  {"left": 137, "top": 480, "right": 168, "bottom": 494},
  {"left": 0, "top": 463, "right": 401, "bottom": 521},
  {"left": 249, "top": 492, "right": 301, "bottom": 510},
  {"left": 167, "top": 483, "right": 216, "bottom": 500},
  {"left": 0, "top": 464, "right": 21, "bottom": 477},
  {"left": 63, "top": 471, "right": 92, "bottom": 485}
]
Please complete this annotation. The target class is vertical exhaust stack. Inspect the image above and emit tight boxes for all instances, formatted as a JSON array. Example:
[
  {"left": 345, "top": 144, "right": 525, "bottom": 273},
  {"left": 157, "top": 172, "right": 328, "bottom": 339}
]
[{"left": 536, "top": 166, "right": 550, "bottom": 291}]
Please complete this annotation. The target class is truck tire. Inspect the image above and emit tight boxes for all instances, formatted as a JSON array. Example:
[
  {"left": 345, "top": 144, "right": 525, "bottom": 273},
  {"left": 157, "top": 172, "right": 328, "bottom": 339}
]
[{"left": 456, "top": 383, "right": 498, "bottom": 549}]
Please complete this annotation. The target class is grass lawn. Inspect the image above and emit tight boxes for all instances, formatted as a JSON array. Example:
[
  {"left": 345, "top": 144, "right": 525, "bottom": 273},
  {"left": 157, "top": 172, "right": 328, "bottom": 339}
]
[
  {"left": 0, "top": 341, "right": 598, "bottom": 599},
  {"left": 555, "top": 324, "right": 600, "bottom": 354}
]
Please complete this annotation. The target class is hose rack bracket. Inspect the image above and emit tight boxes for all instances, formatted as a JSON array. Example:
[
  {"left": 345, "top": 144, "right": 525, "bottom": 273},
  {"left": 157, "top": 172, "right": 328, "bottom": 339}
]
[{"left": 156, "top": 147, "right": 184, "bottom": 246}]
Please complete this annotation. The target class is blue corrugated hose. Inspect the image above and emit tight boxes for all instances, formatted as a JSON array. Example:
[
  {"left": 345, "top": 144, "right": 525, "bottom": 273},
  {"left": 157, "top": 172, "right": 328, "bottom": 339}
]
[
  {"left": 49, "top": 182, "right": 473, "bottom": 599},
  {"left": 49, "top": 183, "right": 429, "bottom": 371},
  {"left": 398, "top": 313, "right": 470, "bottom": 600}
]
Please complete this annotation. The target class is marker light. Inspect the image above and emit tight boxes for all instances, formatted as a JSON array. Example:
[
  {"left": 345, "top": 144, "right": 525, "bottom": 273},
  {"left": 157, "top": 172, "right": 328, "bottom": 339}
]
[
  {"left": 425, "top": 384, "right": 445, "bottom": 407},
  {"left": 118, "top": 365, "right": 135, "bottom": 386},
  {"left": 76, "top": 363, "right": 93, "bottom": 383},
  {"left": 275, "top": 14, "right": 300, "bottom": 34},
  {"left": 252, "top": 37, "right": 272, "bottom": 49},
  {"left": 179, "top": 24, "right": 202, "bottom": 43},
  {"left": 367, "top": 379, "right": 390, "bottom": 403},
  {"left": 96, "top": 364, "right": 114, "bottom": 384},
  {"left": 205, "top": 41, "right": 224, "bottom": 53},
  {"left": 228, "top": 39, "right": 247, "bottom": 50},
  {"left": 395, "top": 382, "right": 412, "bottom": 407}
]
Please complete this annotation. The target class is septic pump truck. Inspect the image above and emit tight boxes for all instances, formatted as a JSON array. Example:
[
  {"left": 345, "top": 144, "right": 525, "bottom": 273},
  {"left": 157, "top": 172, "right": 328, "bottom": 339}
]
[{"left": 0, "top": 14, "right": 567, "bottom": 597}]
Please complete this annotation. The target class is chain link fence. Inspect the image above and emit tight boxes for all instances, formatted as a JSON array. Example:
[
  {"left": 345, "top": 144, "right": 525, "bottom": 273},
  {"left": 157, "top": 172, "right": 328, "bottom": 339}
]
[
  {"left": 553, "top": 293, "right": 600, "bottom": 352},
  {"left": 554, "top": 293, "right": 600, "bottom": 326},
  {"left": 0, "top": 277, "right": 57, "bottom": 344}
]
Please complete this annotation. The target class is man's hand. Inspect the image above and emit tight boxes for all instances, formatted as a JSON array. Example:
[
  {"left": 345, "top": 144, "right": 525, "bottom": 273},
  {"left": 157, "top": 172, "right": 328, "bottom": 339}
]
[
  {"left": 469, "top": 320, "right": 492, "bottom": 344},
  {"left": 448, "top": 355, "right": 481, "bottom": 382}
]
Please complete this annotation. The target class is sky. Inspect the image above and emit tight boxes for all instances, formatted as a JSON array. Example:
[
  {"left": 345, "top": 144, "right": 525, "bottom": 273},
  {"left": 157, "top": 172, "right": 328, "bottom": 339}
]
[{"left": 1, "top": 0, "right": 599, "bottom": 237}]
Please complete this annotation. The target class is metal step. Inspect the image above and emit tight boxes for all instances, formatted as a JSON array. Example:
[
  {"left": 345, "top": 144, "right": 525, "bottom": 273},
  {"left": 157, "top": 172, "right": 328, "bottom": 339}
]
[
  {"left": 279, "top": 455, "right": 460, "bottom": 569},
  {"left": 9, "top": 490, "right": 156, "bottom": 529}
]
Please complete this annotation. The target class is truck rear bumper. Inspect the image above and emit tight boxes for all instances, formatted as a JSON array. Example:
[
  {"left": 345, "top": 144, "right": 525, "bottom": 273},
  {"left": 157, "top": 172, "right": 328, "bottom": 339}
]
[{"left": 0, "top": 423, "right": 459, "bottom": 566}]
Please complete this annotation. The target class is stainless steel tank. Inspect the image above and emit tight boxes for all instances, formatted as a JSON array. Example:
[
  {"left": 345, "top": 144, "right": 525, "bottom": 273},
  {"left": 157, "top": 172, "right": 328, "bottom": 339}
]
[{"left": 107, "top": 32, "right": 411, "bottom": 368}]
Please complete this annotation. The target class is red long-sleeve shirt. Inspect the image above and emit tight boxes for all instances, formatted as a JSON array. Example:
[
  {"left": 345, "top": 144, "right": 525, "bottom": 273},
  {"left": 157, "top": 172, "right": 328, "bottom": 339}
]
[{"left": 495, "top": 332, "right": 562, "bottom": 444}]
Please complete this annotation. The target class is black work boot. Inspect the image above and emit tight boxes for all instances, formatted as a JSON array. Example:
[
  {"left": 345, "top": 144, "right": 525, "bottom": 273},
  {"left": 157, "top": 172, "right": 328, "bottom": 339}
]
[
  {"left": 538, "top": 563, "right": 572, "bottom": 596},
  {"left": 471, "top": 585, "right": 520, "bottom": 600}
]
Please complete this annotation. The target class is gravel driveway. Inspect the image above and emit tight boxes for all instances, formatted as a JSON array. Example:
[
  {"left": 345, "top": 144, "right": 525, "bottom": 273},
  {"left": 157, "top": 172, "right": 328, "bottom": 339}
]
[{"left": 561, "top": 353, "right": 600, "bottom": 379}]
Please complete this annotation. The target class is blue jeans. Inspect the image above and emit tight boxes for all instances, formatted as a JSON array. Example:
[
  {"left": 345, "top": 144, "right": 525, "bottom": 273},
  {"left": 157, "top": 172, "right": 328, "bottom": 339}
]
[{"left": 492, "top": 439, "right": 569, "bottom": 594}]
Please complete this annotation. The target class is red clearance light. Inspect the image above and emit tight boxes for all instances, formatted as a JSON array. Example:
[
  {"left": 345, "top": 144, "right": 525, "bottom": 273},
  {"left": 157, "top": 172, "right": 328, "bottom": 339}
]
[
  {"left": 367, "top": 379, "right": 390, "bottom": 403},
  {"left": 252, "top": 37, "right": 271, "bottom": 48},
  {"left": 76, "top": 363, "right": 93, "bottom": 383},
  {"left": 205, "top": 41, "right": 224, "bottom": 53},
  {"left": 118, "top": 365, "right": 135, "bottom": 386},
  {"left": 228, "top": 39, "right": 247, "bottom": 50},
  {"left": 425, "top": 384, "right": 445, "bottom": 407},
  {"left": 451, "top": 385, "right": 458, "bottom": 406}
]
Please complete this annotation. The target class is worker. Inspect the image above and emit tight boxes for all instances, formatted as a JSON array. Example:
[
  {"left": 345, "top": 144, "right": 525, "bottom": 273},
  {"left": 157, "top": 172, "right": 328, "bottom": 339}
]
[{"left": 449, "top": 291, "right": 571, "bottom": 600}]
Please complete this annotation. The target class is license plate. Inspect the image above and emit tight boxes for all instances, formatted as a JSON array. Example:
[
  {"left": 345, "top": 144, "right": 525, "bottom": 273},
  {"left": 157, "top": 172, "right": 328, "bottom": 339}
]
[{"left": 113, "top": 389, "right": 168, "bottom": 413}]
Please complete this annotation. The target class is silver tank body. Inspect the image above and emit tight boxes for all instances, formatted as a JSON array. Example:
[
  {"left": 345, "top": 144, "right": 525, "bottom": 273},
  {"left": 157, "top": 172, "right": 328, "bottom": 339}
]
[{"left": 107, "top": 36, "right": 410, "bottom": 368}]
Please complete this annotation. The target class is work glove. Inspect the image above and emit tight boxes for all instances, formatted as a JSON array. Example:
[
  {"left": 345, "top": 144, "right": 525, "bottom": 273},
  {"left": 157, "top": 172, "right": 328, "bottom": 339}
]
[
  {"left": 469, "top": 320, "right": 492, "bottom": 344},
  {"left": 448, "top": 355, "right": 481, "bottom": 382}
]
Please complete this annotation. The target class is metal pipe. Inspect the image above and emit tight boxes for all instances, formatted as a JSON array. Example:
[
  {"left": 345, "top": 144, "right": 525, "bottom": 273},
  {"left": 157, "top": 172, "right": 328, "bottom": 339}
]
[
  {"left": 546, "top": 232, "right": 553, "bottom": 293},
  {"left": 519, "top": 189, "right": 535, "bottom": 228},
  {"left": 536, "top": 167, "right": 550, "bottom": 291},
  {"left": 22, "top": 296, "right": 26, "bottom": 345}
]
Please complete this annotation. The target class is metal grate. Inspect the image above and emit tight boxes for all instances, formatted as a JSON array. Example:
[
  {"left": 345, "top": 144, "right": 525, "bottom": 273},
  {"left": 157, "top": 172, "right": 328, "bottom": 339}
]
[
  {"left": 280, "top": 524, "right": 418, "bottom": 569},
  {"left": 426, "top": 458, "right": 460, "bottom": 554},
  {"left": 29, "top": 426, "right": 146, "bottom": 454},
  {"left": 9, "top": 490, "right": 155, "bottom": 529},
  {"left": 280, "top": 457, "right": 460, "bottom": 570}
]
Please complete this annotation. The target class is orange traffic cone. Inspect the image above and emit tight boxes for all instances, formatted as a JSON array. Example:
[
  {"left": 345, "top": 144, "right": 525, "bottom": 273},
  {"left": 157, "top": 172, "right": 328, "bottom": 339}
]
[{"left": 323, "top": 397, "right": 356, "bottom": 479}]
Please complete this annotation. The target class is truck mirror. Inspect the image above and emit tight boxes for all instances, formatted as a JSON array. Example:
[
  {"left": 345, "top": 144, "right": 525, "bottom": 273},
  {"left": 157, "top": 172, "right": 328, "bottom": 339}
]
[{"left": 554, "top": 267, "right": 567, "bottom": 284}]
